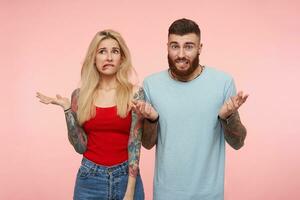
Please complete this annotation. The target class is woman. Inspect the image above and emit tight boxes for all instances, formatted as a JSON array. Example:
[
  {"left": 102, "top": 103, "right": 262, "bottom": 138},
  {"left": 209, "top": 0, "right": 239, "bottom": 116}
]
[{"left": 36, "top": 30, "right": 151, "bottom": 200}]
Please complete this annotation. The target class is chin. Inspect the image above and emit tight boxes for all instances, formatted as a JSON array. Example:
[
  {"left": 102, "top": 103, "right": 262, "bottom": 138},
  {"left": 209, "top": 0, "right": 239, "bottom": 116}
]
[
  {"left": 177, "top": 68, "right": 191, "bottom": 74},
  {"left": 100, "top": 71, "right": 118, "bottom": 76}
]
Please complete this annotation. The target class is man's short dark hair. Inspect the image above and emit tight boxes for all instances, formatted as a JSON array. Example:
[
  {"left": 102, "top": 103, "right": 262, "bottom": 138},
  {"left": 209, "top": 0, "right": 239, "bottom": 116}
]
[{"left": 168, "top": 18, "right": 201, "bottom": 39}]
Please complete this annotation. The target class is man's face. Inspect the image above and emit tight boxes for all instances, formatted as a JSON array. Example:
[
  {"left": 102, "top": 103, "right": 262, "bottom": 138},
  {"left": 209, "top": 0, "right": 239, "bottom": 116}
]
[{"left": 168, "top": 33, "right": 202, "bottom": 77}]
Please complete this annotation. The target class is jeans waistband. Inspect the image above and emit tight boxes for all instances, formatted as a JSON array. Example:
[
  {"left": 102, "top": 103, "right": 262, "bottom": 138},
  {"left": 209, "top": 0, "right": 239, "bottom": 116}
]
[{"left": 81, "top": 157, "right": 128, "bottom": 175}]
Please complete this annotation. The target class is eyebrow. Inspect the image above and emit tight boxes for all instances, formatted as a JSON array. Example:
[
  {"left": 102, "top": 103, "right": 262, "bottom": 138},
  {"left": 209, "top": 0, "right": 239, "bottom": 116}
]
[
  {"left": 184, "top": 42, "right": 196, "bottom": 45},
  {"left": 169, "top": 41, "right": 196, "bottom": 45},
  {"left": 97, "top": 47, "right": 120, "bottom": 51}
]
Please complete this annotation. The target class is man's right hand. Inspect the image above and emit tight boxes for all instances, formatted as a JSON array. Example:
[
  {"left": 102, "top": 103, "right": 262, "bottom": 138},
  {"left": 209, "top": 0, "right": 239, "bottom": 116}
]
[{"left": 132, "top": 100, "right": 158, "bottom": 121}]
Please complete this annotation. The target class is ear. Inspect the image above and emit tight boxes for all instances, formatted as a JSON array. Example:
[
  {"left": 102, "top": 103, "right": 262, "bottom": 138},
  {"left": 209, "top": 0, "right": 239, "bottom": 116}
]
[{"left": 198, "top": 43, "right": 203, "bottom": 55}]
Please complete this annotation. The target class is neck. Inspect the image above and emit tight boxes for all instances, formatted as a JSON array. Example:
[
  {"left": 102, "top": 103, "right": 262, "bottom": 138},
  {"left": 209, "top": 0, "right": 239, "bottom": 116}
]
[
  {"left": 99, "top": 75, "right": 118, "bottom": 90},
  {"left": 170, "top": 65, "right": 204, "bottom": 82}
]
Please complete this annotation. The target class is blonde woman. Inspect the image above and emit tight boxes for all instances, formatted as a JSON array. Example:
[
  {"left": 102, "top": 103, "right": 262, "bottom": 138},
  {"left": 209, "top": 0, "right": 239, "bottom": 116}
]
[{"left": 37, "top": 30, "right": 154, "bottom": 200}]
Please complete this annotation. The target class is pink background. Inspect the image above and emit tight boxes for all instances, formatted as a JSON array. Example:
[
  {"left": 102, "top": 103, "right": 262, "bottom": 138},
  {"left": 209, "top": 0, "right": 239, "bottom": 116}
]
[{"left": 1, "top": 0, "right": 300, "bottom": 199}]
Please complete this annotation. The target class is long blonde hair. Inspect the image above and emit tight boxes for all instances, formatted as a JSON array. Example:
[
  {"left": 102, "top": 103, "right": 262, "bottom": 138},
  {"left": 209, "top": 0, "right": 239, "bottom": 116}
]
[{"left": 77, "top": 30, "right": 134, "bottom": 125}]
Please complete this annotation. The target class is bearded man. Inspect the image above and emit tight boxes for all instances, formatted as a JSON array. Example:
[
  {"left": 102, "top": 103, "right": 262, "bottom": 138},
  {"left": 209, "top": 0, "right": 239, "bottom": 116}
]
[{"left": 134, "top": 18, "right": 248, "bottom": 200}]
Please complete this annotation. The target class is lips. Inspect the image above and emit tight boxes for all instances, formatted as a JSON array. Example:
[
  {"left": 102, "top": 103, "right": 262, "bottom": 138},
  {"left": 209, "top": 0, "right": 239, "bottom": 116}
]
[
  {"left": 175, "top": 59, "right": 189, "bottom": 69},
  {"left": 103, "top": 64, "right": 114, "bottom": 68},
  {"left": 176, "top": 60, "right": 189, "bottom": 64}
]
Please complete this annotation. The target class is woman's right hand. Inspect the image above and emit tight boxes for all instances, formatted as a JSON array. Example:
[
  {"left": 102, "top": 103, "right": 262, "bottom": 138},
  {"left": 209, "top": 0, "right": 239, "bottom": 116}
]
[{"left": 36, "top": 92, "right": 71, "bottom": 110}]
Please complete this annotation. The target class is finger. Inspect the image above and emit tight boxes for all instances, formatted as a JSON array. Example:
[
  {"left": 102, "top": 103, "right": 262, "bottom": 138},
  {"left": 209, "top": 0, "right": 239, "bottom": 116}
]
[
  {"left": 237, "top": 91, "right": 243, "bottom": 104},
  {"left": 140, "top": 102, "right": 146, "bottom": 115},
  {"left": 136, "top": 101, "right": 143, "bottom": 110},
  {"left": 225, "top": 101, "right": 231, "bottom": 113},
  {"left": 237, "top": 91, "right": 243, "bottom": 98},
  {"left": 36, "top": 92, "right": 45, "bottom": 97},
  {"left": 131, "top": 103, "right": 137, "bottom": 110},
  {"left": 135, "top": 102, "right": 144, "bottom": 115},
  {"left": 132, "top": 102, "right": 141, "bottom": 112},
  {"left": 240, "top": 94, "right": 249, "bottom": 104},
  {"left": 37, "top": 92, "right": 51, "bottom": 99},
  {"left": 231, "top": 97, "right": 239, "bottom": 109},
  {"left": 56, "top": 94, "right": 62, "bottom": 99},
  {"left": 132, "top": 100, "right": 138, "bottom": 105},
  {"left": 145, "top": 103, "right": 151, "bottom": 116},
  {"left": 227, "top": 98, "right": 235, "bottom": 111},
  {"left": 134, "top": 101, "right": 143, "bottom": 109},
  {"left": 38, "top": 96, "right": 51, "bottom": 102},
  {"left": 36, "top": 93, "right": 45, "bottom": 99},
  {"left": 39, "top": 100, "right": 50, "bottom": 104}
]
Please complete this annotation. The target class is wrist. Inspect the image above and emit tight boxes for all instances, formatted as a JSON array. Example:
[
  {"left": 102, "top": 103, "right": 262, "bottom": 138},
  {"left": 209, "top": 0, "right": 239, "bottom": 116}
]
[
  {"left": 146, "top": 115, "right": 159, "bottom": 123},
  {"left": 218, "top": 112, "right": 235, "bottom": 124},
  {"left": 64, "top": 107, "right": 71, "bottom": 113}
]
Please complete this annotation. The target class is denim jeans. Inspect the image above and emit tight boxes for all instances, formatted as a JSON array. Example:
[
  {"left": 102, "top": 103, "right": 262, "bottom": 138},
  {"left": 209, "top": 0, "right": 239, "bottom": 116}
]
[{"left": 73, "top": 157, "right": 144, "bottom": 200}]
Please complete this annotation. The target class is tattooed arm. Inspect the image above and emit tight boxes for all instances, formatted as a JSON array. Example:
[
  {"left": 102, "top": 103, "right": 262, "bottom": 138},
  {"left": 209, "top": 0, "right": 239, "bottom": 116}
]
[
  {"left": 64, "top": 89, "right": 88, "bottom": 154},
  {"left": 219, "top": 112, "right": 247, "bottom": 150},
  {"left": 131, "top": 96, "right": 159, "bottom": 150},
  {"left": 123, "top": 87, "right": 145, "bottom": 199},
  {"left": 218, "top": 90, "right": 248, "bottom": 150},
  {"left": 128, "top": 87, "right": 145, "bottom": 176}
]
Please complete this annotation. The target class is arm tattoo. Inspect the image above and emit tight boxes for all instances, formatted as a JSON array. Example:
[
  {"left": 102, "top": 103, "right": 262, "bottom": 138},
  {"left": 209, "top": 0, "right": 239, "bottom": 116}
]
[
  {"left": 219, "top": 112, "right": 247, "bottom": 150},
  {"left": 64, "top": 89, "right": 87, "bottom": 154},
  {"left": 128, "top": 87, "right": 144, "bottom": 177}
]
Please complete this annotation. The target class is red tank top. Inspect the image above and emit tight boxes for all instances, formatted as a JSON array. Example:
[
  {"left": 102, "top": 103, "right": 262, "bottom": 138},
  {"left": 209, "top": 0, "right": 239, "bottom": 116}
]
[{"left": 82, "top": 106, "right": 131, "bottom": 166}]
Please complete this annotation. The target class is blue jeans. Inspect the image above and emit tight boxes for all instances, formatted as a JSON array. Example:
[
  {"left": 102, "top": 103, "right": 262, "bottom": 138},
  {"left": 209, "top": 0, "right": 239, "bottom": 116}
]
[{"left": 73, "top": 157, "right": 144, "bottom": 200}]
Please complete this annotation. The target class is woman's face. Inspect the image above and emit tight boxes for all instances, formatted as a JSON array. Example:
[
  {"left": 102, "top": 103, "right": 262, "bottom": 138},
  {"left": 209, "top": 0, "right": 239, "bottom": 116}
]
[{"left": 95, "top": 38, "right": 122, "bottom": 76}]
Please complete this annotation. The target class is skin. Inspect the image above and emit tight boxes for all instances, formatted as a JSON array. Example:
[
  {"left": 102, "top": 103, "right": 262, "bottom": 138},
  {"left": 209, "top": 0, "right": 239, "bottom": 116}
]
[
  {"left": 36, "top": 38, "right": 143, "bottom": 200},
  {"left": 95, "top": 38, "right": 122, "bottom": 77},
  {"left": 137, "top": 33, "right": 248, "bottom": 150},
  {"left": 168, "top": 33, "right": 203, "bottom": 81}
]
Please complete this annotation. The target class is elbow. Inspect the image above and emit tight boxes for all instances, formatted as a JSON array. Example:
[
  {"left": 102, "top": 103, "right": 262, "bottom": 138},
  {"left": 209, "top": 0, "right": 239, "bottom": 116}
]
[
  {"left": 75, "top": 146, "right": 87, "bottom": 154},
  {"left": 231, "top": 136, "right": 246, "bottom": 150},
  {"left": 232, "top": 142, "right": 244, "bottom": 150}
]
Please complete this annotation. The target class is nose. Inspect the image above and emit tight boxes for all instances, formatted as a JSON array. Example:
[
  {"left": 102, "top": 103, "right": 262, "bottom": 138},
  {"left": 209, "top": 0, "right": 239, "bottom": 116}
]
[
  {"left": 106, "top": 52, "right": 113, "bottom": 61},
  {"left": 178, "top": 47, "right": 185, "bottom": 58}
]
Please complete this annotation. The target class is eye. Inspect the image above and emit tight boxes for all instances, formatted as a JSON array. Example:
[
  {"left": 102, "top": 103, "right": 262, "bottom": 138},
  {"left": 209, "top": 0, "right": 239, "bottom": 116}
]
[
  {"left": 170, "top": 44, "right": 179, "bottom": 49},
  {"left": 112, "top": 49, "right": 120, "bottom": 54},
  {"left": 98, "top": 49, "right": 107, "bottom": 54},
  {"left": 184, "top": 45, "right": 194, "bottom": 50}
]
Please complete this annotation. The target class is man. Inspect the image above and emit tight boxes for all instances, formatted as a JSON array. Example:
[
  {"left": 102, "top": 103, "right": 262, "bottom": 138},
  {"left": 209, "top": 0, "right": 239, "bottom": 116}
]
[{"left": 133, "top": 18, "right": 248, "bottom": 200}]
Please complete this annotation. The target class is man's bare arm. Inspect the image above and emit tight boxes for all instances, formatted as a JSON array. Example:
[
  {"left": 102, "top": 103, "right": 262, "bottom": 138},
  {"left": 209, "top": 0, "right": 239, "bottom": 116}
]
[{"left": 219, "top": 112, "right": 246, "bottom": 150}]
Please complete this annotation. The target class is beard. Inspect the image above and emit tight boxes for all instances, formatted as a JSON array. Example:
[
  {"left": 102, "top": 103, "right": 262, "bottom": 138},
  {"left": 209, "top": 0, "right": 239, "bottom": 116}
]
[{"left": 168, "top": 54, "right": 199, "bottom": 78}]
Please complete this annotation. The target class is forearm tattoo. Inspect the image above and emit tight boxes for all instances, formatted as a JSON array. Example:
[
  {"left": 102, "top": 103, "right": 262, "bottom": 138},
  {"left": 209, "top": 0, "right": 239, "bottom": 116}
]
[
  {"left": 128, "top": 87, "right": 144, "bottom": 177},
  {"left": 65, "top": 89, "right": 87, "bottom": 154},
  {"left": 220, "top": 112, "right": 247, "bottom": 150}
]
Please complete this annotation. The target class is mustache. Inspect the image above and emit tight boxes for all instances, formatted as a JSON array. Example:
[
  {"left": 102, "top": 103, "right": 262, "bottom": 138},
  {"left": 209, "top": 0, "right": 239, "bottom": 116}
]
[{"left": 175, "top": 58, "right": 190, "bottom": 62}]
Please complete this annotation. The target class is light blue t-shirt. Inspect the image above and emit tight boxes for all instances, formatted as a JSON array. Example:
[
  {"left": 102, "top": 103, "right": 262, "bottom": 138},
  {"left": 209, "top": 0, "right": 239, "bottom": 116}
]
[{"left": 143, "top": 66, "right": 236, "bottom": 200}]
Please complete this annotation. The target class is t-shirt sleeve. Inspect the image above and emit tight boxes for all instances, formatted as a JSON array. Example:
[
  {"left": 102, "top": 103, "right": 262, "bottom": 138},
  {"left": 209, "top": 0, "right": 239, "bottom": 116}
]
[{"left": 142, "top": 79, "right": 152, "bottom": 104}]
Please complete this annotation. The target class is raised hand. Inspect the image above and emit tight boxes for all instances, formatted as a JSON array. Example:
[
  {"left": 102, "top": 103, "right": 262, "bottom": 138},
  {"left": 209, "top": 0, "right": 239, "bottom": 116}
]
[
  {"left": 218, "top": 91, "right": 248, "bottom": 119},
  {"left": 132, "top": 100, "right": 158, "bottom": 121},
  {"left": 36, "top": 92, "right": 71, "bottom": 110}
]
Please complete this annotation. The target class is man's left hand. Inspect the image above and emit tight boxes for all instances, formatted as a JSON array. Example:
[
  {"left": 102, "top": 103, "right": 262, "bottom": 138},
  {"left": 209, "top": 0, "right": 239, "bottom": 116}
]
[{"left": 218, "top": 91, "right": 249, "bottom": 119}]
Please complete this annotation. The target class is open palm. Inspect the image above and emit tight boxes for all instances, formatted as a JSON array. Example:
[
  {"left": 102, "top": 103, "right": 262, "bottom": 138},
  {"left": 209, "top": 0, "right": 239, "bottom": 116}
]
[
  {"left": 218, "top": 91, "right": 248, "bottom": 119},
  {"left": 36, "top": 92, "right": 71, "bottom": 110}
]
